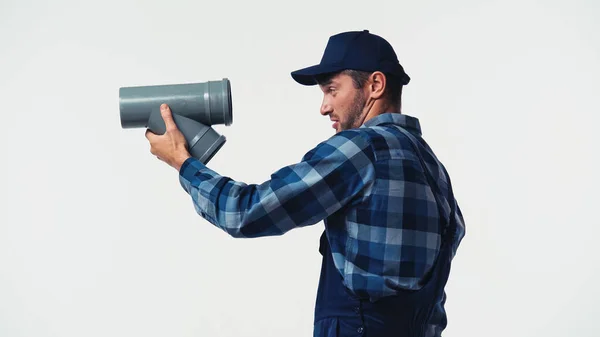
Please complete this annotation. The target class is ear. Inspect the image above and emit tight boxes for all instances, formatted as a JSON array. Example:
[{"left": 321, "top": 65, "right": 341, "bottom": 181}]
[{"left": 368, "top": 71, "right": 386, "bottom": 100}]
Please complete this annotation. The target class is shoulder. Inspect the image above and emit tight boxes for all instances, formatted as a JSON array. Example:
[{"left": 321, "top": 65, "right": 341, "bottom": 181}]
[
  {"left": 358, "top": 125, "right": 422, "bottom": 161},
  {"left": 302, "top": 129, "right": 376, "bottom": 162}
]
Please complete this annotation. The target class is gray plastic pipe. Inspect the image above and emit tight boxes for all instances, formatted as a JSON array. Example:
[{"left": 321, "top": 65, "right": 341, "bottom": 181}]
[{"left": 119, "top": 79, "right": 233, "bottom": 164}]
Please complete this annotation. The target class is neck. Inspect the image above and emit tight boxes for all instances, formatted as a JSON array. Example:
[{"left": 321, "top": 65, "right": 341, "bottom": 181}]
[{"left": 361, "top": 100, "right": 399, "bottom": 125}]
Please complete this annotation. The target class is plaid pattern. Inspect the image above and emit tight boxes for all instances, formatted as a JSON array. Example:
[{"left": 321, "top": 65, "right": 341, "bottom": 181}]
[{"left": 179, "top": 113, "right": 465, "bottom": 301}]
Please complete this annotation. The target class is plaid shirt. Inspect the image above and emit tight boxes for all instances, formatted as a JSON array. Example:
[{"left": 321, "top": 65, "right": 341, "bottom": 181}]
[{"left": 179, "top": 113, "right": 465, "bottom": 301}]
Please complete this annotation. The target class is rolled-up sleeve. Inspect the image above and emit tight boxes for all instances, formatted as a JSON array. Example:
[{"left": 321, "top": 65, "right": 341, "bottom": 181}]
[{"left": 178, "top": 130, "right": 376, "bottom": 238}]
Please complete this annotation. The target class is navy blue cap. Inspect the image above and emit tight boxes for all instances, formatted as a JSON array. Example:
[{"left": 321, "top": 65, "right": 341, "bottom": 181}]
[{"left": 291, "top": 30, "right": 410, "bottom": 86}]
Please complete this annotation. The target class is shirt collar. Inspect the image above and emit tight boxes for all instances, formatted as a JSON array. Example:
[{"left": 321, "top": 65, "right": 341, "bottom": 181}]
[{"left": 360, "top": 113, "right": 422, "bottom": 136}]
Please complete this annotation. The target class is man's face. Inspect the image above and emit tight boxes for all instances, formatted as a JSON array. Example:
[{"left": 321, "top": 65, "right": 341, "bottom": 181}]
[{"left": 318, "top": 73, "right": 367, "bottom": 133}]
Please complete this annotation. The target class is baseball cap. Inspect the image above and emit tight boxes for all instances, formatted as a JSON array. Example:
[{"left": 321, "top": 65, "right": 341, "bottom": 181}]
[{"left": 290, "top": 30, "right": 411, "bottom": 86}]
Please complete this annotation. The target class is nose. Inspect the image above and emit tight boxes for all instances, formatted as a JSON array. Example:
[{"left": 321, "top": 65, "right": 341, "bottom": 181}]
[{"left": 320, "top": 96, "right": 332, "bottom": 116}]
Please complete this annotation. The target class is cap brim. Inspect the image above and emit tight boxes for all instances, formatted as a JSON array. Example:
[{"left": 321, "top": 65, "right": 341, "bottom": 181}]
[{"left": 291, "top": 64, "right": 345, "bottom": 86}]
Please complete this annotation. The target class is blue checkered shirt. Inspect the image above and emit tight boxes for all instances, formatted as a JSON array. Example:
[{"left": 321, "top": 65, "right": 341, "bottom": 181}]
[{"left": 179, "top": 113, "right": 465, "bottom": 301}]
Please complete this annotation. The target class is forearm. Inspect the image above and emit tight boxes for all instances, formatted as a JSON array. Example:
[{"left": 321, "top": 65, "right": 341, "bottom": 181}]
[{"left": 178, "top": 158, "right": 307, "bottom": 238}]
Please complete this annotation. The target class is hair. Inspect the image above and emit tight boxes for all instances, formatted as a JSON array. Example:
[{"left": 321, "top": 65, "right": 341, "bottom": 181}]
[{"left": 315, "top": 69, "right": 404, "bottom": 111}]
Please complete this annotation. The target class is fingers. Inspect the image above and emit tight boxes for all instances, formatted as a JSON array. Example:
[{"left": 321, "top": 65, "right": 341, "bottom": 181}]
[
  {"left": 146, "top": 129, "right": 156, "bottom": 154},
  {"left": 145, "top": 128, "right": 155, "bottom": 140},
  {"left": 160, "top": 103, "right": 178, "bottom": 132}
]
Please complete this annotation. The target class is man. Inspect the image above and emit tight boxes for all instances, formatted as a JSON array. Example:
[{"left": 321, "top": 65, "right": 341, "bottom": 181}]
[{"left": 145, "top": 30, "right": 466, "bottom": 337}]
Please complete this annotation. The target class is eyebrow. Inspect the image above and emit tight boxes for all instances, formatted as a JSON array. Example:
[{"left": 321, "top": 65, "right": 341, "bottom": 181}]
[{"left": 319, "top": 79, "right": 337, "bottom": 87}]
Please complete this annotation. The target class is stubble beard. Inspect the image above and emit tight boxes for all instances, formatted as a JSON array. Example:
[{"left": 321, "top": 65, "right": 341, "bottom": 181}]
[{"left": 339, "top": 90, "right": 367, "bottom": 132}]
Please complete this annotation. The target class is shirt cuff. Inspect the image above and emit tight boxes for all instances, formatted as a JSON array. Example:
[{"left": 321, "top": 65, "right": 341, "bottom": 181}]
[{"left": 178, "top": 157, "right": 208, "bottom": 193}]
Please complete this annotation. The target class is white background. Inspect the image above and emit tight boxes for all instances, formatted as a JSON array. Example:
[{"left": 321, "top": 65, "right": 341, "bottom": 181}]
[{"left": 1, "top": 0, "right": 599, "bottom": 336}]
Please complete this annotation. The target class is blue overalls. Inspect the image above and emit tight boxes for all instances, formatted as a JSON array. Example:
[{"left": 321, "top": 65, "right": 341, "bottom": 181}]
[{"left": 313, "top": 127, "right": 458, "bottom": 337}]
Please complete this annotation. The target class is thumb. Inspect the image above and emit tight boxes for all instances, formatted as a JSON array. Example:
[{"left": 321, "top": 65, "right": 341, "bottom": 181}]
[{"left": 160, "top": 104, "right": 178, "bottom": 131}]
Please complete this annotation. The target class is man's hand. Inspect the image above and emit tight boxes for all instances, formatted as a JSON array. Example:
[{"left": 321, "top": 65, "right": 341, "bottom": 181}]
[{"left": 145, "top": 103, "right": 192, "bottom": 171}]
